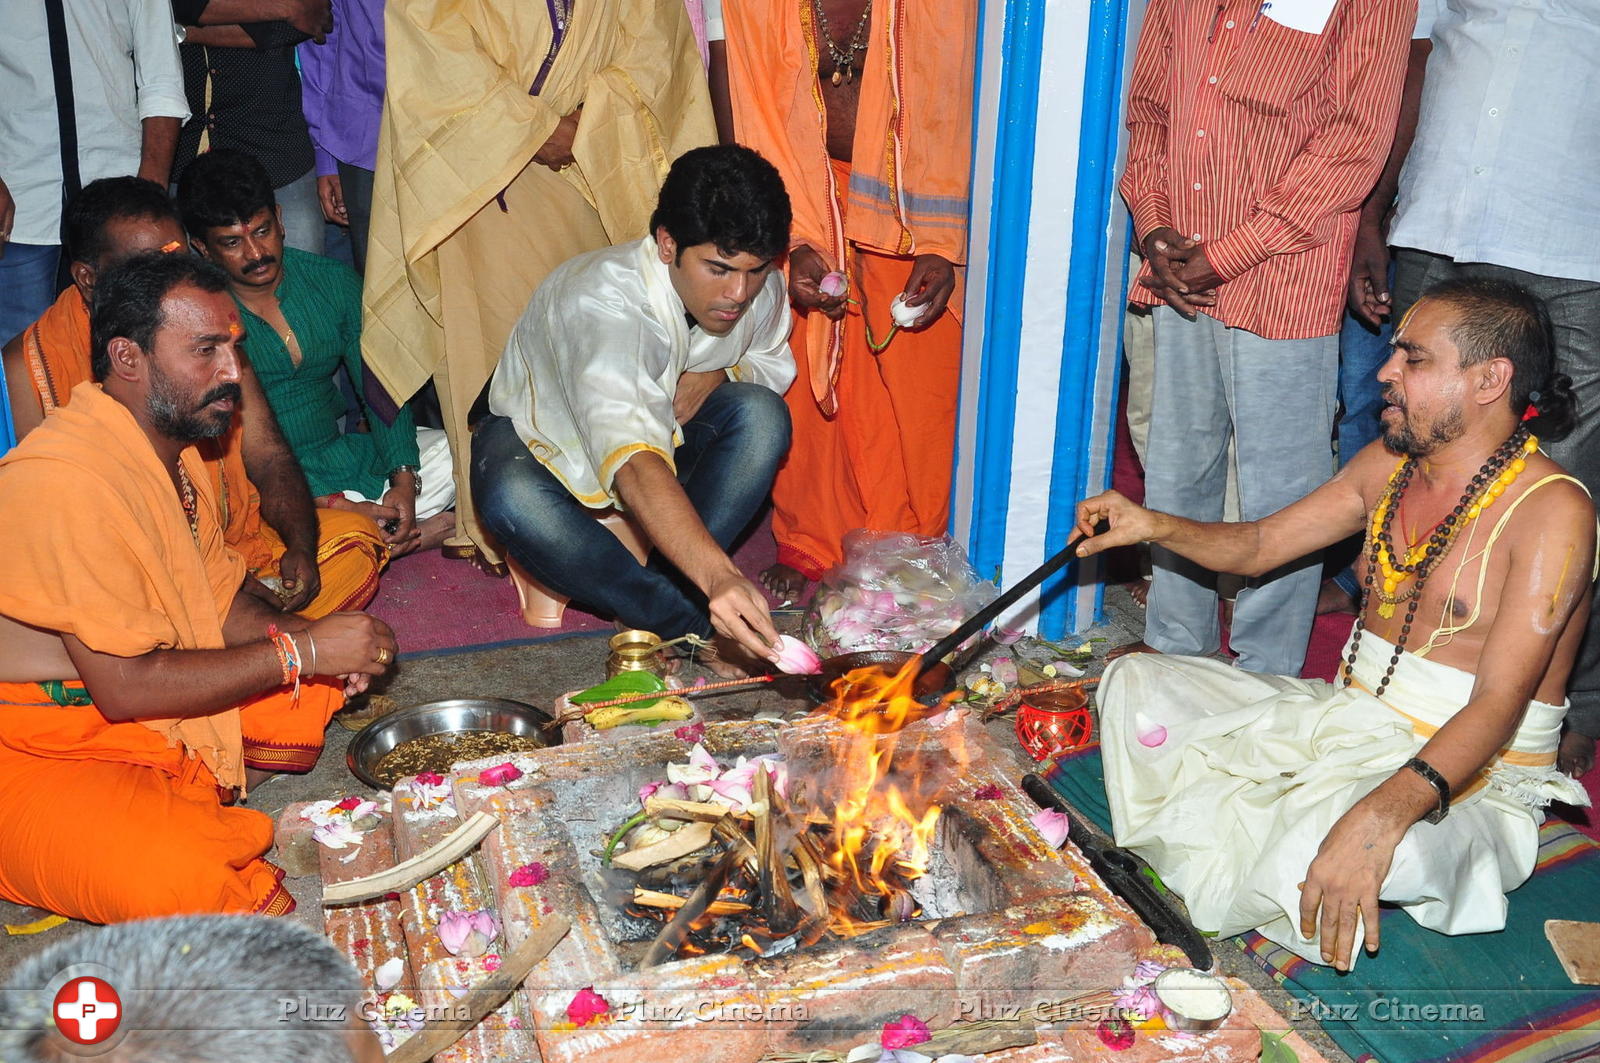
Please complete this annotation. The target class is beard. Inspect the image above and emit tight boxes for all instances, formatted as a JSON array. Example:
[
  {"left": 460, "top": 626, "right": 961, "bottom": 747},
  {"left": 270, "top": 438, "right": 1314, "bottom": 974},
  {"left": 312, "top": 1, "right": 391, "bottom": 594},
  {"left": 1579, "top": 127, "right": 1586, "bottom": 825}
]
[
  {"left": 147, "top": 363, "right": 239, "bottom": 442},
  {"left": 1381, "top": 396, "right": 1466, "bottom": 458}
]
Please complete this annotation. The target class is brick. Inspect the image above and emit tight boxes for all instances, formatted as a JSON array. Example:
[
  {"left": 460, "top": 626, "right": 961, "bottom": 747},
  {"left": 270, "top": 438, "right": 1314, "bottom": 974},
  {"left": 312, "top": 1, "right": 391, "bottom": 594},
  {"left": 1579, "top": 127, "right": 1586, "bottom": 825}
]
[
  {"left": 933, "top": 894, "right": 1155, "bottom": 1013},
  {"left": 531, "top": 954, "right": 765, "bottom": 1063},
  {"left": 755, "top": 925, "right": 960, "bottom": 1057},
  {"left": 272, "top": 802, "right": 322, "bottom": 878}
]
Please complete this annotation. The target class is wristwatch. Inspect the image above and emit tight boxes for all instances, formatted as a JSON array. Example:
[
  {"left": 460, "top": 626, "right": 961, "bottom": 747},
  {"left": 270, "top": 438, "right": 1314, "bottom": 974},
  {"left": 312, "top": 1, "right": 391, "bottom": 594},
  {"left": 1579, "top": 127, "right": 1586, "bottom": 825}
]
[
  {"left": 389, "top": 465, "right": 421, "bottom": 496},
  {"left": 1402, "top": 756, "right": 1451, "bottom": 824}
]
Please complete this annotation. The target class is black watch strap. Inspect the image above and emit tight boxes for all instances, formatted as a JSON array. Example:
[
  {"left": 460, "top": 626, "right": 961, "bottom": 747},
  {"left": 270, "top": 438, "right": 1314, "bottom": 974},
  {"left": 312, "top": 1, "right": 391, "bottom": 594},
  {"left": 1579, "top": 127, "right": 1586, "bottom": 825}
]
[{"left": 1403, "top": 756, "right": 1451, "bottom": 824}]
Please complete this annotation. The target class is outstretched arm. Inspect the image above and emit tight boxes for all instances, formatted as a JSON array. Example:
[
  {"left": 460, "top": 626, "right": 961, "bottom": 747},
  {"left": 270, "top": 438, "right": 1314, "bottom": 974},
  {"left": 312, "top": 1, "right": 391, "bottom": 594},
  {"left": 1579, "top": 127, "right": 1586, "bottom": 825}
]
[
  {"left": 612, "top": 452, "right": 778, "bottom": 663},
  {"left": 1075, "top": 443, "right": 1383, "bottom": 576},
  {"left": 1299, "top": 480, "right": 1596, "bottom": 970}
]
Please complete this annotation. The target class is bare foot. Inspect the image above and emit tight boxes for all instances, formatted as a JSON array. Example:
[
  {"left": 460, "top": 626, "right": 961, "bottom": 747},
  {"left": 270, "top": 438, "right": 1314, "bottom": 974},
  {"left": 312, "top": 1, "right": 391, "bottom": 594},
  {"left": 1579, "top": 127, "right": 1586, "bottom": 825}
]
[
  {"left": 1106, "top": 640, "right": 1161, "bottom": 661},
  {"left": 416, "top": 510, "right": 455, "bottom": 553},
  {"left": 1316, "top": 579, "right": 1357, "bottom": 615},
  {"left": 1559, "top": 731, "right": 1596, "bottom": 778},
  {"left": 760, "top": 563, "right": 808, "bottom": 604},
  {"left": 1126, "top": 578, "right": 1151, "bottom": 608}
]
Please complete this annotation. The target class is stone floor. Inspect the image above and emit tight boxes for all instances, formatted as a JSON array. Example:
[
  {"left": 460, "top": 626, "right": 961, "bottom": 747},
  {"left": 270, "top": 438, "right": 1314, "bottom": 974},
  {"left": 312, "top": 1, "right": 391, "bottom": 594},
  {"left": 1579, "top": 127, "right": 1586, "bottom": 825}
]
[{"left": 0, "top": 584, "right": 1352, "bottom": 1062}]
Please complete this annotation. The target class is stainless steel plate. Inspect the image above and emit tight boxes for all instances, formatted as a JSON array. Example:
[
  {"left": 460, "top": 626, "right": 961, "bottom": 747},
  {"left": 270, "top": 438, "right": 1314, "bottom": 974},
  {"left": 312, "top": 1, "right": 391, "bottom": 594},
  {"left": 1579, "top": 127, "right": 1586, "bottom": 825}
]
[{"left": 346, "top": 697, "right": 554, "bottom": 790}]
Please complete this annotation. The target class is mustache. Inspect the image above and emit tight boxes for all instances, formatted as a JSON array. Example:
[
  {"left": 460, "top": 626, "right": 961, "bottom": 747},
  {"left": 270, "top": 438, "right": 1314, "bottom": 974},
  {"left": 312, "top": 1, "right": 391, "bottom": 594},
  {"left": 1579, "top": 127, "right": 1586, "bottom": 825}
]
[
  {"left": 200, "top": 383, "right": 243, "bottom": 407},
  {"left": 1381, "top": 385, "right": 1405, "bottom": 411},
  {"left": 241, "top": 255, "right": 277, "bottom": 273}
]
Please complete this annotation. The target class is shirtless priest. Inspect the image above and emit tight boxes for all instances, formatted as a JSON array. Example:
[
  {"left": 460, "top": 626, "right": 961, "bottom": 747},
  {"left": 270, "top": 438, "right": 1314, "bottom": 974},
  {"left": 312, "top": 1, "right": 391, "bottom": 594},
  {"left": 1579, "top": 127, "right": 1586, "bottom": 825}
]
[
  {"left": 472, "top": 145, "right": 795, "bottom": 674},
  {"left": 1075, "top": 278, "right": 1594, "bottom": 971},
  {"left": 0, "top": 253, "right": 396, "bottom": 923}
]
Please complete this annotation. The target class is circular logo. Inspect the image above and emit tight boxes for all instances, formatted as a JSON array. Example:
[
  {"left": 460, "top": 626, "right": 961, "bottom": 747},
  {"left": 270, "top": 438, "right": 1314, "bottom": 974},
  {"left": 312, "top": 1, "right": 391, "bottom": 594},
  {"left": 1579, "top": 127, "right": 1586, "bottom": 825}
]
[{"left": 51, "top": 976, "right": 122, "bottom": 1045}]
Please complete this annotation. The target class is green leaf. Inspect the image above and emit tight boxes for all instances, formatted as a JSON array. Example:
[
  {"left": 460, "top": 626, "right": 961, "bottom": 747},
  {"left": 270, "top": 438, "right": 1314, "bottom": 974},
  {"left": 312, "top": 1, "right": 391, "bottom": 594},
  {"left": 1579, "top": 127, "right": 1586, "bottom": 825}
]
[
  {"left": 1260, "top": 1029, "right": 1299, "bottom": 1063},
  {"left": 570, "top": 671, "right": 669, "bottom": 709}
]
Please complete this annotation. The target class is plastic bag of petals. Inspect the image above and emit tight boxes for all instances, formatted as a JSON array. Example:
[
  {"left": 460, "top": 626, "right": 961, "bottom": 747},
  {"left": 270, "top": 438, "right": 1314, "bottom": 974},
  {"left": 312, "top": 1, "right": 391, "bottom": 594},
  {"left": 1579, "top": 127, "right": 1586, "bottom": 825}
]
[{"left": 802, "top": 530, "right": 998, "bottom": 657}]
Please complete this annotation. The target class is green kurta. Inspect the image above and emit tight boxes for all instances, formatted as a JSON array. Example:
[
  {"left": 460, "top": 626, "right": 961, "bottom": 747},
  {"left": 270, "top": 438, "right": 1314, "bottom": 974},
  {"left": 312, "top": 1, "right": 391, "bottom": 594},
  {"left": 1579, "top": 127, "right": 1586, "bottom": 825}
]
[{"left": 237, "top": 247, "right": 419, "bottom": 498}]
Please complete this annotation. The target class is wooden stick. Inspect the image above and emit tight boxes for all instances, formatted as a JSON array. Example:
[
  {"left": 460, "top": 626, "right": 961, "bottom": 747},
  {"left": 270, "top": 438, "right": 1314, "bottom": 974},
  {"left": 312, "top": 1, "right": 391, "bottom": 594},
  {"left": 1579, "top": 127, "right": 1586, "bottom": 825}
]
[
  {"left": 323, "top": 810, "right": 499, "bottom": 905},
  {"left": 632, "top": 888, "right": 751, "bottom": 917},
  {"left": 644, "top": 796, "right": 745, "bottom": 822},
  {"left": 386, "top": 916, "right": 570, "bottom": 1063},
  {"left": 610, "top": 820, "right": 715, "bottom": 872}
]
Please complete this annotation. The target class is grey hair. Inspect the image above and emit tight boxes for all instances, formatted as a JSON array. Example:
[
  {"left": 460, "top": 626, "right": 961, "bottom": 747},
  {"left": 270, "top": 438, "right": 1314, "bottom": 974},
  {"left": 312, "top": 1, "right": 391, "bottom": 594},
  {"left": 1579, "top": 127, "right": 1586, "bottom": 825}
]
[{"left": 0, "top": 915, "right": 368, "bottom": 1062}]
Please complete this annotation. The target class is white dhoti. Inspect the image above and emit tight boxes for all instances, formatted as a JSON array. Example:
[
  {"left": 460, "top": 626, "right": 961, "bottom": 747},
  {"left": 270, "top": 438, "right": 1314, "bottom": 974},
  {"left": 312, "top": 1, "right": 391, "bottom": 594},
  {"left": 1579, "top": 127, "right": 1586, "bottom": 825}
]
[{"left": 1100, "top": 635, "right": 1588, "bottom": 968}]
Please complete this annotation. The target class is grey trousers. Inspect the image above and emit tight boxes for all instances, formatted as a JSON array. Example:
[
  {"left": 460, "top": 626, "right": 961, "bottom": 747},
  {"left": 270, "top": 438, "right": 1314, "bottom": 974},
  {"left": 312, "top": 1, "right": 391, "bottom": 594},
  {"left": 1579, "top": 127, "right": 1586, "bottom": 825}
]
[
  {"left": 1394, "top": 248, "right": 1600, "bottom": 736},
  {"left": 1144, "top": 307, "right": 1338, "bottom": 675}
]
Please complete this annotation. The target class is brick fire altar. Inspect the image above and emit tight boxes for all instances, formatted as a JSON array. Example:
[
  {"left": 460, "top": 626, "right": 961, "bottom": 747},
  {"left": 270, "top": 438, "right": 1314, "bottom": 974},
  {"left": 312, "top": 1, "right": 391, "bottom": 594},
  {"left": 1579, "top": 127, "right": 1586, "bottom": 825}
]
[{"left": 279, "top": 699, "right": 1326, "bottom": 1063}]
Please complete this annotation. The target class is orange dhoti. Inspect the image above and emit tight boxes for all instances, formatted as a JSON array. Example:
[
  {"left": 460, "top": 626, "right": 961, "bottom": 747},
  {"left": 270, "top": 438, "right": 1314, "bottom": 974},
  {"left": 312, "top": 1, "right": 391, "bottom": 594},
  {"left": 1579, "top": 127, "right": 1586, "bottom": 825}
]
[
  {"left": 252, "top": 509, "right": 387, "bottom": 619},
  {"left": 772, "top": 250, "right": 963, "bottom": 579},
  {"left": 0, "top": 679, "right": 342, "bottom": 923}
]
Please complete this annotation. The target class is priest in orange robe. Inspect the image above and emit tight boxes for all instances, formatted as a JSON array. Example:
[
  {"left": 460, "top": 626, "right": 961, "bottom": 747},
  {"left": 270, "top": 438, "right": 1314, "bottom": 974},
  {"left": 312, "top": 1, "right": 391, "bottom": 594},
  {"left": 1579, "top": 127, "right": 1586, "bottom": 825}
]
[
  {"left": 1, "top": 177, "right": 385, "bottom": 620},
  {"left": 0, "top": 253, "right": 397, "bottom": 923}
]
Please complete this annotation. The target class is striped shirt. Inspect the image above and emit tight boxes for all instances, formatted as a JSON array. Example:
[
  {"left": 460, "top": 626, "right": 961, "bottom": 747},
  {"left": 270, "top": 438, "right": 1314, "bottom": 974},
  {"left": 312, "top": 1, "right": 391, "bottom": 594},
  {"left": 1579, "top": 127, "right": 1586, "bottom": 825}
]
[
  {"left": 236, "top": 247, "right": 419, "bottom": 499},
  {"left": 1120, "top": 0, "right": 1414, "bottom": 339}
]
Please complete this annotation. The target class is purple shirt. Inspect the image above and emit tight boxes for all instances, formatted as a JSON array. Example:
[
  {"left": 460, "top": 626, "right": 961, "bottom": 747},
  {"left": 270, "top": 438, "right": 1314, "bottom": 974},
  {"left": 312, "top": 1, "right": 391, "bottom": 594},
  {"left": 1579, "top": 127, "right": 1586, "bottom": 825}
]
[{"left": 297, "top": 0, "right": 385, "bottom": 175}]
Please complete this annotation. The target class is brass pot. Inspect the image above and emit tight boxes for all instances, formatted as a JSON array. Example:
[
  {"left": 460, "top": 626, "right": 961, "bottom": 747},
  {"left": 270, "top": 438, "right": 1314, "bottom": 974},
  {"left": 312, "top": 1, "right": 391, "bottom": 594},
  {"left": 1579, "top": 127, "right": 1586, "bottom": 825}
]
[{"left": 607, "top": 629, "right": 667, "bottom": 678}]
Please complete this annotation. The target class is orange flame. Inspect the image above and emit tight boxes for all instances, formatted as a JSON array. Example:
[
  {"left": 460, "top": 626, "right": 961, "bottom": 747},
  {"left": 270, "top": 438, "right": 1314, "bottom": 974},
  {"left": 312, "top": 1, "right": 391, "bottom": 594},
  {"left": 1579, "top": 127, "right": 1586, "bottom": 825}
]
[{"left": 819, "top": 657, "right": 962, "bottom": 936}]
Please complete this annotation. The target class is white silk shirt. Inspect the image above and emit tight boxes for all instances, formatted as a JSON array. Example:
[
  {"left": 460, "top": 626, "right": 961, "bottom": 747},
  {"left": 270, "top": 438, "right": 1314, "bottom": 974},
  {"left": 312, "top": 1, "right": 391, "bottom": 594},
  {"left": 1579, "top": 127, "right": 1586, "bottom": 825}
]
[{"left": 487, "top": 236, "right": 795, "bottom": 507}]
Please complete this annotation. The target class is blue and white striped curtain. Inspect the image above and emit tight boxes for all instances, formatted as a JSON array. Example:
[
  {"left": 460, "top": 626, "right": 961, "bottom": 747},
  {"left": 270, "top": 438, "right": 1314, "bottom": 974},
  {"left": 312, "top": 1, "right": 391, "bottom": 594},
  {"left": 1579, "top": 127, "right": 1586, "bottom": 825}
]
[{"left": 953, "top": 0, "right": 1145, "bottom": 639}]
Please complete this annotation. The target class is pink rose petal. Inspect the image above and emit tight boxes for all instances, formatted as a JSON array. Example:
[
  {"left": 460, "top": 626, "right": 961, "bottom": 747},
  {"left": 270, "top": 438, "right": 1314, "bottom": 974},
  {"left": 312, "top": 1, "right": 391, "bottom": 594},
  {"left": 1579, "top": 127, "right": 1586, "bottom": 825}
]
[
  {"left": 973, "top": 784, "right": 1004, "bottom": 800},
  {"left": 674, "top": 721, "right": 706, "bottom": 744},
  {"left": 1135, "top": 712, "right": 1168, "bottom": 748},
  {"left": 567, "top": 986, "right": 610, "bottom": 1027},
  {"left": 880, "top": 1014, "right": 932, "bottom": 1050},
  {"left": 508, "top": 862, "right": 550, "bottom": 887},
  {"left": 1097, "top": 1017, "right": 1136, "bottom": 1050},
  {"left": 1029, "top": 807, "right": 1071, "bottom": 849},
  {"left": 477, "top": 762, "right": 524, "bottom": 787}
]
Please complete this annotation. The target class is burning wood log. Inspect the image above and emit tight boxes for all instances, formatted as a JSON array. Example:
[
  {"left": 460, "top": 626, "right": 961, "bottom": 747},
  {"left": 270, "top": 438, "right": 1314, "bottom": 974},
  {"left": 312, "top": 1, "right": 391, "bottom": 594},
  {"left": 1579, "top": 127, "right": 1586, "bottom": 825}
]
[
  {"left": 753, "top": 766, "right": 801, "bottom": 934},
  {"left": 610, "top": 821, "right": 715, "bottom": 872},
  {"left": 640, "top": 849, "right": 739, "bottom": 968},
  {"left": 631, "top": 887, "right": 751, "bottom": 917}
]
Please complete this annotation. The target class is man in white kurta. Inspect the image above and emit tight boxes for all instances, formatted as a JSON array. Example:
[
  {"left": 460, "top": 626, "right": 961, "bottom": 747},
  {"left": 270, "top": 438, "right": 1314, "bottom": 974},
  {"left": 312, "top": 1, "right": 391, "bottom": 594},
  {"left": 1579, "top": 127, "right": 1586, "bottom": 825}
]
[
  {"left": 471, "top": 145, "right": 794, "bottom": 670},
  {"left": 1075, "top": 278, "right": 1596, "bottom": 970}
]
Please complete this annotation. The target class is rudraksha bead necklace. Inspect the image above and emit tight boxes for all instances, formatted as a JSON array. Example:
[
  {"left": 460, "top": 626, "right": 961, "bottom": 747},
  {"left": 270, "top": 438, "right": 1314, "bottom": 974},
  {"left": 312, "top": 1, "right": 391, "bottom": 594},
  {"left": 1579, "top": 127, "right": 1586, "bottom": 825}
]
[{"left": 1343, "top": 426, "right": 1537, "bottom": 698}]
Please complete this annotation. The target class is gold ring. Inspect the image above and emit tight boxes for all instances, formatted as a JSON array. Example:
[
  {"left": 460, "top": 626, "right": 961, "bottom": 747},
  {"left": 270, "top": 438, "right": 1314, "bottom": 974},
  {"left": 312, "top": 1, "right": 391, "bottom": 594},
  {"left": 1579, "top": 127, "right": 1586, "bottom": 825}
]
[{"left": 375, "top": 647, "right": 391, "bottom": 665}]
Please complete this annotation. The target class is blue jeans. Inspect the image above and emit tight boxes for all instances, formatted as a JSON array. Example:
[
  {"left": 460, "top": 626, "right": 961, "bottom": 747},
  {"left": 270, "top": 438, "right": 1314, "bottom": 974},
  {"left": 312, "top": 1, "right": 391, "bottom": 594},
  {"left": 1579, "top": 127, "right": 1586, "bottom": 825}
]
[
  {"left": 0, "top": 242, "right": 62, "bottom": 450},
  {"left": 471, "top": 382, "right": 791, "bottom": 637},
  {"left": 1330, "top": 291, "right": 1395, "bottom": 597},
  {"left": 275, "top": 169, "right": 325, "bottom": 256}
]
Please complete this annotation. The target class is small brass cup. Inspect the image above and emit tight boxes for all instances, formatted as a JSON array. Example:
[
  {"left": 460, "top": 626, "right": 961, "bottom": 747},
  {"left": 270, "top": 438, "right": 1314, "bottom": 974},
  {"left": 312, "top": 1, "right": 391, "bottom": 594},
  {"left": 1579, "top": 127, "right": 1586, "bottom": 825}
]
[{"left": 607, "top": 629, "right": 666, "bottom": 679}]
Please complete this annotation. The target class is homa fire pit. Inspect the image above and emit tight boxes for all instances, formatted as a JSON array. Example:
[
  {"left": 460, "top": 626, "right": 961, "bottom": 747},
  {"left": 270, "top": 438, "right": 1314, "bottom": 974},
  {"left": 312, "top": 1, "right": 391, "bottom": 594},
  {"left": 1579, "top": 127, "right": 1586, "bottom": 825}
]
[{"left": 281, "top": 672, "right": 1314, "bottom": 1063}]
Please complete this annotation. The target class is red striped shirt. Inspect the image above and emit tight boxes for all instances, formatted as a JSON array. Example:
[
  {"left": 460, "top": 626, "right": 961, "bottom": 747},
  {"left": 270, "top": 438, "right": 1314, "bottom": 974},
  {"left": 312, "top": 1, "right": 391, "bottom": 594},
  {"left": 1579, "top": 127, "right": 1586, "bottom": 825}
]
[{"left": 1120, "top": 0, "right": 1414, "bottom": 339}]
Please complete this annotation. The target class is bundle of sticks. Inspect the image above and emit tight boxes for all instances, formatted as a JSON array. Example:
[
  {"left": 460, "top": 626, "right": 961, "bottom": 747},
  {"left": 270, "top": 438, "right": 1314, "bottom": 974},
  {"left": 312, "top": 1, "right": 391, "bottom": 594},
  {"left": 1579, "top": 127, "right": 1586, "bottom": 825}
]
[{"left": 610, "top": 769, "right": 922, "bottom": 967}]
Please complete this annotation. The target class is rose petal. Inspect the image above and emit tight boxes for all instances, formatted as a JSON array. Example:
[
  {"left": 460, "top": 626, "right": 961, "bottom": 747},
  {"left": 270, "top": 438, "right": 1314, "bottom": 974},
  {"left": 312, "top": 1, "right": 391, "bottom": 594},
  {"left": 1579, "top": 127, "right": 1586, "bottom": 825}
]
[
  {"left": 1029, "top": 808, "right": 1071, "bottom": 849},
  {"left": 881, "top": 1014, "right": 932, "bottom": 1050},
  {"left": 567, "top": 986, "right": 611, "bottom": 1027},
  {"left": 509, "top": 862, "right": 550, "bottom": 887},
  {"left": 992, "top": 626, "right": 1025, "bottom": 645},
  {"left": 1135, "top": 712, "right": 1168, "bottom": 748},
  {"left": 972, "top": 784, "right": 1004, "bottom": 800},
  {"left": 477, "top": 762, "right": 524, "bottom": 787},
  {"left": 674, "top": 721, "right": 706, "bottom": 744},
  {"left": 1096, "top": 1017, "right": 1136, "bottom": 1050},
  {"left": 375, "top": 957, "right": 405, "bottom": 991}
]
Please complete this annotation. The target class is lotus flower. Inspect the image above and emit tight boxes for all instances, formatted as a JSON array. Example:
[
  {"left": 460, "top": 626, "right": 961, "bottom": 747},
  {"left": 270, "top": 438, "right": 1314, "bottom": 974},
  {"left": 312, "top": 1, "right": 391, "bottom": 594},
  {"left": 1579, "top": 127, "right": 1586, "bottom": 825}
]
[
  {"left": 1132, "top": 959, "right": 1168, "bottom": 983},
  {"left": 1135, "top": 712, "right": 1168, "bottom": 748},
  {"left": 638, "top": 780, "right": 689, "bottom": 805},
  {"left": 666, "top": 743, "right": 720, "bottom": 794},
  {"left": 567, "top": 986, "right": 610, "bottom": 1027},
  {"left": 771, "top": 634, "right": 822, "bottom": 675},
  {"left": 989, "top": 657, "right": 1019, "bottom": 686},
  {"left": 477, "top": 762, "right": 524, "bottom": 787},
  {"left": 1043, "top": 659, "right": 1087, "bottom": 679},
  {"left": 992, "top": 626, "right": 1025, "bottom": 645},
  {"left": 375, "top": 957, "right": 405, "bottom": 992},
  {"left": 508, "top": 862, "right": 549, "bottom": 887},
  {"left": 437, "top": 909, "right": 500, "bottom": 957},
  {"left": 881, "top": 1014, "right": 932, "bottom": 1050},
  {"left": 889, "top": 293, "right": 928, "bottom": 328},
  {"left": 406, "top": 773, "right": 453, "bottom": 812},
  {"left": 1029, "top": 808, "right": 1071, "bottom": 849},
  {"left": 1111, "top": 980, "right": 1161, "bottom": 1021},
  {"left": 820, "top": 271, "right": 848, "bottom": 298}
]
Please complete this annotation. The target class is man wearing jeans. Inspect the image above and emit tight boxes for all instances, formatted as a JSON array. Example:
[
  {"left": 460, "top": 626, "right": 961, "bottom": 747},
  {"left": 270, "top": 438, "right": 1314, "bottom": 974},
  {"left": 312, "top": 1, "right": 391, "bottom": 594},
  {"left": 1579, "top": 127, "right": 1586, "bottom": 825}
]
[
  {"left": 1112, "top": 0, "right": 1412, "bottom": 676},
  {"left": 1381, "top": 0, "right": 1600, "bottom": 775},
  {"left": 472, "top": 146, "right": 794, "bottom": 675}
]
